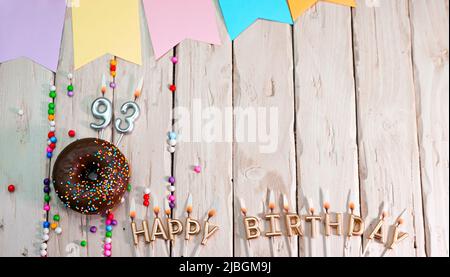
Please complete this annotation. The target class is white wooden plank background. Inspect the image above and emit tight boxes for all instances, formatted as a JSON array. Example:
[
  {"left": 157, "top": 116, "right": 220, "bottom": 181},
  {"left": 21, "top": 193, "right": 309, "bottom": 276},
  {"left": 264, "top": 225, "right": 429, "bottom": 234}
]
[
  {"left": 0, "top": 59, "right": 53, "bottom": 257},
  {"left": 352, "top": 0, "right": 425, "bottom": 257},
  {"left": 172, "top": 1, "right": 233, "bottom": 257},
  {"left": 233, "top": 20, "right": 297, "bottom": 257},
  {"left": 409, "top": 0, "right": 449, "bottom": 257},
  {"left": 0, "top": 0, "right": 448, "bottom": 257},
  {"left": 293, "top": 3, "right": 360, "bottom": 257}
]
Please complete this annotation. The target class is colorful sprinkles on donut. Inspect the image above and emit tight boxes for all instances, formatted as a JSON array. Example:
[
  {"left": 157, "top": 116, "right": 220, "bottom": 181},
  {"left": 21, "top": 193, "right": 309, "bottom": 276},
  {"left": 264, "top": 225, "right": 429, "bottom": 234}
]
[{"left": 52, "top": 138, "right": 130, "bottom": 215}]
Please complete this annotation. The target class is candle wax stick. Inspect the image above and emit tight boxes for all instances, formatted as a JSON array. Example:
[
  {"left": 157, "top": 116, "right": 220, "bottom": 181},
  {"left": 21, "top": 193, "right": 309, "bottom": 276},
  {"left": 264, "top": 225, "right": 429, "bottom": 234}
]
[
  {"left": 115, "top": 134, "right": 124, "bottom": 148},
  {"left": 193, "top": 213, "right": 211, "bottom": 257},
  {"left": 282, "top": 194, "right": 294, "bottom": 257},
  {"left": 324, "top": 211, "right": 331, "bottom": 258},
  {"left": 268, "top": 191, "right": 277, "bottom": 257},
  {"left": 184, "top": 194, "right": 193, "bottom": 257}
]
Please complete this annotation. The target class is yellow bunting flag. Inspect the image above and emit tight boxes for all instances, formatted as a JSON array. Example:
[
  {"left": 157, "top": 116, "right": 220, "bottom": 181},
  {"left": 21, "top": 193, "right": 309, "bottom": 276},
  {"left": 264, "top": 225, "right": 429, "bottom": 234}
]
[
  {"left": 287, "top": 0, "right": 356, "bottom": 20},
  {"left": 72, "top": 0, "right": 142, "bottom": 69}
]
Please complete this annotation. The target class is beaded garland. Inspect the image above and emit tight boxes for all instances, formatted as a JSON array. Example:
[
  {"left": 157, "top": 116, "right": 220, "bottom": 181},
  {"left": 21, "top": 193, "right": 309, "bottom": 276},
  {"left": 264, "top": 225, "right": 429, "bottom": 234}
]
[
  {"left": 110, "top": 58, "right": 117, "bottom": 88},
  {"left": 41, "top": 84, "right": 59, "bottom": 257},
  {"left": 167, "top": 132, "right": 177, "bottom": 209},
  {"left": 167, "top": 56, "right": 179, "bottom": 210},
  {"left": 168, "top": 175, "right": 176, "bottom": 209},
  {"left": 104, "top": 212, "right": 116, "bottom": 257}
]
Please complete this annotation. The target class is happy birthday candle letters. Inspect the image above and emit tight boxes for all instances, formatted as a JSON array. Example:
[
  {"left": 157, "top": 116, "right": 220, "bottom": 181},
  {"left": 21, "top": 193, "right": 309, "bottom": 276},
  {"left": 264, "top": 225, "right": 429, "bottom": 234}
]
[
  {"left": 131, "top": 215, "right": 218, "bottom": 246},
  {"left": 241, "top": 201, "right": 409, "bottom": 251}
]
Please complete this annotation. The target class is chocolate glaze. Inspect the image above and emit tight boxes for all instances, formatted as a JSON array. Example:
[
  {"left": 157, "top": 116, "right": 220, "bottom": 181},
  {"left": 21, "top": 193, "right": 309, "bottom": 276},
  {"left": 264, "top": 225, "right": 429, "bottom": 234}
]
[{"left": 52, "top": 138, "right": 130, "bottom": 215}]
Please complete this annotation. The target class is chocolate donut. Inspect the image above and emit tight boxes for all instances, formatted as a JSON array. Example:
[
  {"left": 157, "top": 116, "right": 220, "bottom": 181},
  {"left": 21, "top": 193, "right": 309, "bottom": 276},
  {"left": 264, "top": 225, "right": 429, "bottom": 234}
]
[{"left": 52, "top": 138, "right": 130, "bottom": 215}]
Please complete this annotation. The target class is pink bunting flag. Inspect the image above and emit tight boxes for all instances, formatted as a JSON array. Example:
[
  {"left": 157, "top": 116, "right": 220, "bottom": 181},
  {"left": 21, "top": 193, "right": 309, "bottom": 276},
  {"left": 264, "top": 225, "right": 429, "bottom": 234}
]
[
  {"left": 143, "top": 0, "right": 221, "bottom": 59},
  {"left": 0, "top": 0, "right": 66, "bottom": 71}
]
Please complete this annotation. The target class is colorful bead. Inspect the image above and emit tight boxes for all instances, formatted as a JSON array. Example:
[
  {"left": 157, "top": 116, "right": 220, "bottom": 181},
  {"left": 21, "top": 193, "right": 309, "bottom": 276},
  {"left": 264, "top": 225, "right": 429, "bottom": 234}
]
[
  {"left": 167, "top": 146, "right": 176, "bottom": 153},
  {"left": 50, "top": 223, "right": 58, "bottom": 230},
  {"left": 44, "top": 194, "right": 51, "bottom": 202},
  {"left": 43, "top": 178, "right": 50, "bottom": 185},
  {"left": 49, "top": 91, "right": 56, "bottom": 98},
  {"left": 111, "top": 220, "right": 118, "bottom": 226},
  {"left": 67, "top": 85, "right": 74, "bottom": 92},
  {"left": 46, "top": 152, "right": 52, "bottom": 159},
  {"left": 168, "top": 139, "right": 177, "bottom": 146},
  {"left": 110, "top": 59, "right": 117, "bottom": 66},
  {"left": 107, "top": 213, "right": 114, "bottom": 220},
  {"left": 169, "top": 202, "right": 175, "bottom": 209},
  {"left": 143, "top": 200, "right": 150, "bottom": 207},
  {"left": 168, "top": 176, "right": 175, "bottom": 184},
  {"left": 169, "top": 84, "right": 176, "bottom": 92},
  {"left": 171, "top": 56, "right": 178, "bottom": 64},
  {"left": 44, "top": 204, "right": 50, "bottom": 211},
  {"left": 168, "top": 186, "right": 175, "bottom": 192},
  {"left": 105, "top": 238, "right": 112, "bottom": 244},
  {"left": 104, "top": 243, "right": 112, "bottom": 250},
  {"left": 43, "top": 228, "right": 50, "bottom": 234},
  {"left": 194, "top": 165, "right": 201, "bottom": 173},
  {"left": 48, "top": 103, "right": 55, "bottom": 109},
  {"left": 104, "top": 250, "right": 112, "bottom": 257},
  {"left": 105, "top": 219, "right": 112, "bottom": 226},
  {"left": 168, "top": 195, "right": 175, "bottom": 202},
  {"left": 50, "top": 85, "right": 56, "bottom": 91},
  {"left": 105, "top": 231, "right": 112, "bottom": 238},
  {"left": 127, "top": 184, "right": 132, "bottom": 192},
  {"left": 143, "top": 194, "right": 150, "bottom": 200},
  {"left": 110, "top": 82, "right": 116, "bottom": 89},
  {"left": 40, "top": 250, "right": 48, "bottom": 257},
  {"left": 43, "top": 186, "right": 50, "bottom": 193},
  {"left": 168, "top": 132, "right": 177, "bottom": 140},
  {"left": 80, "top": 240, "right": 87, "bottom": 247},
  {"left": 50, "top": 137, "right": 57, "bottom": 143},
  {"left": 68, "top": 91, "right": 74, "bottom": 97},
  {"left": 53, "top": 214, "right": 60, "bottom": 222},
  {"left": 106, "top": 225, "right": 112, "bottom": 232},
  {"left": 68, "top": 130, "right": 76, "bottom": 137},
  {"left": 55, "top": 227, "right": 62, "bottom": 234},
  {"left": 7, "top": 184, "right": 15, "bottom": 192},
  {"left": 90, "top": 226, "right": 97, "bottom": 233},
  {"left": 43, "top": 221, "right": 50, "bottom": 228}
]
